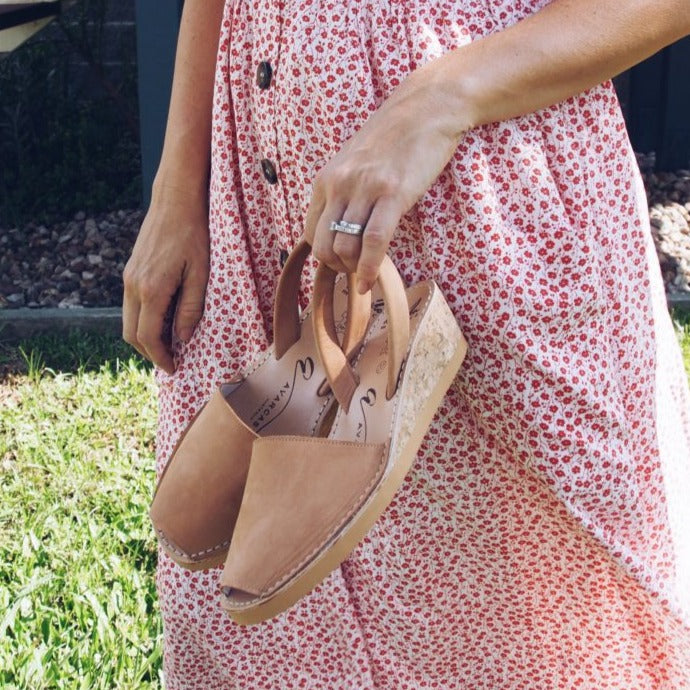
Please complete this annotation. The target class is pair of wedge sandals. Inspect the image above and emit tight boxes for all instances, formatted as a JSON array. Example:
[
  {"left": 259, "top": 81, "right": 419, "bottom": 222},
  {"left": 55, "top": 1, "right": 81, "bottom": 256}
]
[{"left": 150, "top": 238, "right": 467, "bottom": 625}]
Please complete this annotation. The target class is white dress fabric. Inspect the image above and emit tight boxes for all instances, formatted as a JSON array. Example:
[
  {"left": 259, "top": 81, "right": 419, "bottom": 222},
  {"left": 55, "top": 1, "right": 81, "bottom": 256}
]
[{"left": 154, "top": 1, "right": 690, "bottom": 687}]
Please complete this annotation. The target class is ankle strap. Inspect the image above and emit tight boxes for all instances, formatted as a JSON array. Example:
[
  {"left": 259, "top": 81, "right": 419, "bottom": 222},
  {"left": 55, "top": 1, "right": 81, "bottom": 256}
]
[
  {"left": 312, "top": 256, "right": 409, "bottom": 412},
  {"left": 273, "top": 238, "right": 372, "bottom": 359}
]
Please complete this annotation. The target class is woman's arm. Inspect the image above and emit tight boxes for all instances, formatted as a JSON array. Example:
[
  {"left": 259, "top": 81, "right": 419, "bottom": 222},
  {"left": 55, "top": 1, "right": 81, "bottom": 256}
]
[
  {"left": 153, "top": 0, "right": 225, "bottom": 196},
  {"left": 308, "top": 0, "right": 690, "bottom": 292},
  {"left": 424, "top": 0, "right": 690, "bottom": 137},
  {"left": 123, "top": 0, "right": 225, "bottom": 373}
]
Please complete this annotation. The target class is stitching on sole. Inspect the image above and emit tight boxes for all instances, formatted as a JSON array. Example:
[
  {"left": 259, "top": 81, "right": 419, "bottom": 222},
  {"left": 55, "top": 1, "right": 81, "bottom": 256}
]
[{"left": 156, "top": 528, "right": 231, "bottom": 560}]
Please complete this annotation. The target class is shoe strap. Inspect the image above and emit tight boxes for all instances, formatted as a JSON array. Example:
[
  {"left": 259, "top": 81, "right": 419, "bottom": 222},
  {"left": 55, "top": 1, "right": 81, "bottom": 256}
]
[
  {"left": 220, "top": 434, "right": 387, "bottom": 597},
  {"left": 313, "top": 255, "right": 410, "bottom": 412},
  {"left": 273, "top": 237, "right": 371, "bottom": 359}
]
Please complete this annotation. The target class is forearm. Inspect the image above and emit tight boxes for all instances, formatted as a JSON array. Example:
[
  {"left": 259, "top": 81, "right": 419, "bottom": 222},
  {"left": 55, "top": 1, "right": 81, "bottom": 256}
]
[
  {"left": 154, "top": 0, "right": 225, "bottom": 199},
  {"left": 418, "top": 0, "right": 690, "bottom": 138}
]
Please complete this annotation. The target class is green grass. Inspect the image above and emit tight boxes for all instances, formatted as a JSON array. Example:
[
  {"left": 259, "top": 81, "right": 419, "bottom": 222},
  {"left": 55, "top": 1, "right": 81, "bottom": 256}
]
[
  {"left": 674, "top": 310, "right": 690, "bottom": 377},
  {"left": 0, "top": 316, "right": 688, "bottom": 689},
  {"left": 0, "top": 332, "right": 161, "bottom": 689}
]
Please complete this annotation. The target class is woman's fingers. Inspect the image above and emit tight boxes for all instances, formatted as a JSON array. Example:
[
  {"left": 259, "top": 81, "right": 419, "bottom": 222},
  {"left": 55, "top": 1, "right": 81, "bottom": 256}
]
[
  {"left": 330, "top": 198, "right": 372, "bottom": 273},
  {"left": 331, "top": 231, "right": 362, "bottom": 275},
  {"left": 356, "top": 196, "right": 401, "bottom": 293},
  {"left": 136, "top": 293, "right": 177, "bottom": 375},
  {"left": 174, "top": 264, "right": 208, "bottom": 342},
  {"left": 308, "top": 191, "right": 401, "bottom": 292},
  {"left": 309, "top": 193, "right": 401, "bottom": 287},
  {"left": 121, "top": 184, "right": 210, "bottom": 374},
  {"left": 122, "top": 258, "right": 180, "bottom": 374},
  {"left": 123, "top": 266, "right": 205, "bottom": 375},
  {"left": 122, "top": 288, "right": 146, "bottom": 359},
  {"left": 312, "top": 199, "right": 350, "bottom": 274},
  {"left": 307, "top": 143, "right": 410, "bottom": 284}
]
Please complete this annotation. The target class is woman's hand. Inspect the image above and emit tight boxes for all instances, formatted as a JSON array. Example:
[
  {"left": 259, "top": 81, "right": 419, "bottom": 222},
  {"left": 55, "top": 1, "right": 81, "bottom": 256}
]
[
  {"left": 121, "top": 0, "right": 223, "bottom": 373},
  {"left": 122, "top": 184, "right": 210, "bottom": 374},
  {"left": 305, "top": 0, "right": 690, "bottom": 295},
  {"left": 305, "top": 66, "right": 467, "bottom": 293}
]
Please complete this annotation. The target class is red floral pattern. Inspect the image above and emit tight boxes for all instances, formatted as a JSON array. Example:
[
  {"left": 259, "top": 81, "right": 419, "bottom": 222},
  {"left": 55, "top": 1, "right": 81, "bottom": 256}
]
[{"left": 154, "top": 1, "right": 690, "bottom": 687}]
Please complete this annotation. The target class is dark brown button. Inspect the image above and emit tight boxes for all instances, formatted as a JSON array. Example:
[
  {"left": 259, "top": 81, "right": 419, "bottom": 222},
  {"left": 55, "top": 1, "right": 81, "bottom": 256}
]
[
  {"left": 279, "top": 248, "right": 289, "bottom": 267},
  {"left": 261, "top": 158, "right": 278, "bottom": 185},
  {"left": 256, "top": 61, "right": 273, "bottom": 89}
]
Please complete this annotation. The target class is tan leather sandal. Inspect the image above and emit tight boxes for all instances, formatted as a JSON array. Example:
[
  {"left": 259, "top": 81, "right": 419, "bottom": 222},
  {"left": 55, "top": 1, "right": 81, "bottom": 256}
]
[
  {"left": 219, "top": 256, "right": 468, "bottom": 623},
  {"left": 149, "top": 239, "right": 372, "bottom": 570}
]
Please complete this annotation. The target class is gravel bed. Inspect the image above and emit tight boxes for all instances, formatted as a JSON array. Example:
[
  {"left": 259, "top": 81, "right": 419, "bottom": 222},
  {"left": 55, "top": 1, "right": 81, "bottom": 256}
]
[
  {"left": 638, "top": 154, "right": 690, "bottom": 295},
  {"left": 0, "top": 154, "right": 689, "bottom": 310},
  {"left": 0, "top": 209, "right": 143, "bottom": 309}
]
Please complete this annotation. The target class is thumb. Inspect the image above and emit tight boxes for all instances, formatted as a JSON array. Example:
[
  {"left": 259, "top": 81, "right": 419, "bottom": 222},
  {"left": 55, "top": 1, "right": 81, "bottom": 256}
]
[{"left": 174, "top": 270, "right": 207, "bottom": 342}]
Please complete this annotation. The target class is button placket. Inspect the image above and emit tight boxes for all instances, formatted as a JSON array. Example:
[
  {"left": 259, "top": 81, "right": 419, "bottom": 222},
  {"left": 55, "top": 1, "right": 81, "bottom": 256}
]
[{"left": 255, "top": 1, "right": 294, "bottom": 261}]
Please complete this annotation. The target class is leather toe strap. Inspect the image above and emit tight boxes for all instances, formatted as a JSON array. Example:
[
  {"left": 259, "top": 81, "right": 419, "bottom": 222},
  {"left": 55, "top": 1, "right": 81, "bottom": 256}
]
[
  {"left": 220, "top": 435, "right": 388, "bottom": 596},
  {"left": 150, "top": 385, "right": 258, "bottom": 560}
]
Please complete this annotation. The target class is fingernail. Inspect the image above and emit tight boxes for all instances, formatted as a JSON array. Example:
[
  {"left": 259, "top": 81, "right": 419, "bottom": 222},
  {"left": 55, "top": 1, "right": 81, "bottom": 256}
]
[
  {"left": 357, "top": 278, "right": 369, "bottom": 294},
  {"left": 178, "top": 328, "right": 192, "bottom": 342}
]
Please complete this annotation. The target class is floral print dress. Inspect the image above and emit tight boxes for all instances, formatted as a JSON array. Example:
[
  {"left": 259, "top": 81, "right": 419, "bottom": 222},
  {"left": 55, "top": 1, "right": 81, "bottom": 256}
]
[{"left": 153, "top": 1, "right": 690, "bottom": 687}]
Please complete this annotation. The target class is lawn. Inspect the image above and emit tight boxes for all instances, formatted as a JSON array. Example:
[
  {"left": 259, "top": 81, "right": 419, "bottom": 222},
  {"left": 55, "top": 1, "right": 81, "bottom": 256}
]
[
  {"left": 678, "top": 311, "right": 690, "bottom": 376},
  {"left": 0, "top": 314, "right": 689, "bottom": 689},
  {"left": 0, "top": 333, "right": 160, "bottom": 689}
]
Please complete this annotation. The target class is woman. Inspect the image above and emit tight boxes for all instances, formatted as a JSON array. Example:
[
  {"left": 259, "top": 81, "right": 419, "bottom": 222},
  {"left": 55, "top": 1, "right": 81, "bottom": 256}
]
[{"left": 124, "top": 1, "right": 690, "bottom": 687}]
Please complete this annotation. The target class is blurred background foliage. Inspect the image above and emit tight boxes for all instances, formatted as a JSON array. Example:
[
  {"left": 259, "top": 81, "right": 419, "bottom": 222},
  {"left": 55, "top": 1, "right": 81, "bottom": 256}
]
[{"left": 0, "top": 0, "right": 141, "bottom": 227}]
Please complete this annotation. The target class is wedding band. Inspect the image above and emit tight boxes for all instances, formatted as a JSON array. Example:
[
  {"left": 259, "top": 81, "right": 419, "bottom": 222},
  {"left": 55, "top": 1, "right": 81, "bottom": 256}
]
[{"left": 329, "top": 220, "right": 365, "bottom": 236}]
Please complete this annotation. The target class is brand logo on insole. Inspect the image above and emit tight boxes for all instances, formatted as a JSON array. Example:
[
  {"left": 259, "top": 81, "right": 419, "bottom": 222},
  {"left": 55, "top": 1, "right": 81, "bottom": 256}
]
[
  {"left": 349, "top": 295, "right": 423, "bottom": 440},
  {"left": 371, "top": 297, "right": 422, "bottom": 323},
  {"left": 251, "top": 357, "right": 315, "bottom": 431},
  {"left": 334, "top": 309, "right": 348, "bottom": 335},
  {"left": 372, "top": 298, "right": 422, "bottom": 375},
  {"left": 356, "top": 387, "right": 377, "bottom": 441},
  {"left": 409, "top": 297, "right": 422, "bottom": 318}
]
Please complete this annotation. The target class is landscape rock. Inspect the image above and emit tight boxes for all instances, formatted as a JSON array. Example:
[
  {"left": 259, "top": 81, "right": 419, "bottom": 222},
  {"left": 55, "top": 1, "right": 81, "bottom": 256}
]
[
  {"left": 639, "top": 154, "right": 690, "bottom": 296},
  {"left": 1, "top": 156, "right": 690, "bottom": 309},
  {"left": 0, "top": 208, "right": 143, "bottom": 309},
  {"left": 6, "top": 293, "right": 25, "bottom": 306}
]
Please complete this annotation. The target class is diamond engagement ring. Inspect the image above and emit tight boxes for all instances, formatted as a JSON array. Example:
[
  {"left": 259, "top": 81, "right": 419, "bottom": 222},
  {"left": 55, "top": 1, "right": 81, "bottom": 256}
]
[{"left": 329, "top": 220, "right": 365, "bottom": 236}]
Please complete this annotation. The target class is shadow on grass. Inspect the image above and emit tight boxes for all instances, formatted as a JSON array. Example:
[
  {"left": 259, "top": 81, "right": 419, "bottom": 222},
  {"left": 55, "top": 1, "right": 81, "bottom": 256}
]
[
  {"left": 0, "top": 328, "right": 153, "bottom": 380},
  {"left": 672, "top": 307, "right": 690, "bottom": 325}
]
